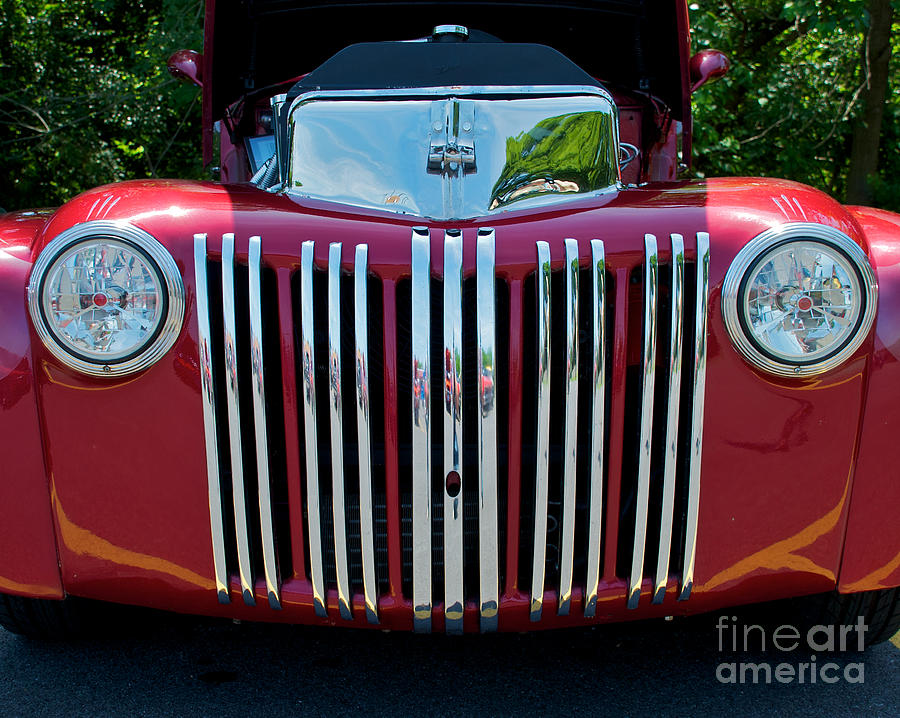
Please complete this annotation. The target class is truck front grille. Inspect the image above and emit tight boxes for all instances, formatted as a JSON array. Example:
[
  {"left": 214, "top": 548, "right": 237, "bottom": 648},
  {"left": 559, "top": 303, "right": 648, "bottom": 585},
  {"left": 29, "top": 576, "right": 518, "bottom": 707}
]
[{"left": 193, "top": 227, "right": 710, "bottom": 630}]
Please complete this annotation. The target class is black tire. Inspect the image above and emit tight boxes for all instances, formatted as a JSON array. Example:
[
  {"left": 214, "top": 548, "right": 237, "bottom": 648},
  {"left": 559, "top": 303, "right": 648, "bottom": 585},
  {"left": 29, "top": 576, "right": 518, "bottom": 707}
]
[
  {"left": 0, "top": 592, "right": 208, "bottom": 640},
  {"left": 805, "top": 587, "right": 900, "bottom": 649},
  {"left": 739, "top": 587, "right": 900, "bottom": 652},
  {"left": 0, "top": 593, "right": 93, "bottom": 640}
]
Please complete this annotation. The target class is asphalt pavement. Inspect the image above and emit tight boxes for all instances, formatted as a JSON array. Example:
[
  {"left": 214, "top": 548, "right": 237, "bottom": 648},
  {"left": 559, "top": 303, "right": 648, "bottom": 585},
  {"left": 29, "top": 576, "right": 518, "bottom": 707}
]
[{"left": 1, "top": 610, "right": 897, "bottom": 717}]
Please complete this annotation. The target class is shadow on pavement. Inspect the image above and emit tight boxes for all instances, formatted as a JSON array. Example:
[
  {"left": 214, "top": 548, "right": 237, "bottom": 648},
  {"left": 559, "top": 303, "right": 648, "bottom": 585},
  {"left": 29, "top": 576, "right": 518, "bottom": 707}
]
[{"left": 0, "top": 610, "right": 897, "bottom": 717}]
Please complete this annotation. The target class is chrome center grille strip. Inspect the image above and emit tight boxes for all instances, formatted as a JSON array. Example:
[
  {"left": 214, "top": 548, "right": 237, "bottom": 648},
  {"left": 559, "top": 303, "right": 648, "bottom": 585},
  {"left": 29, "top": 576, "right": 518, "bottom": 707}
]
[
  {"left": 443, "top": 228, "right": 465, "bottom": 635},
  {"left": 530, "top": 241, "right": 552, "bottom": 622},
  {"left": 355, "top": 244, "right": 379, "bottom": 624},
  {"left": 222, "top": 233, "right": 256, "bottom": 607},
  {"left": 193, "top": 233, "right": 230, "bottom": 605},
  {"left": 557, "top": 237, "right": 580, "bottom": 616},
  {"left": 476, "top": 228, "right": 499, "bottom": 632},
  {"left": 300, "top": 240, "right": 328, "bottom": 617},
  {"left": 410, "top": 227, "right": 433, "bottom": 633},
  {"left": 584, "top": 239, "right": 606, "bottom": 618},
  {"left": 248, "top": 235, "right": 282, "bottom": 610},
  {"left": 653, "top": 233, "right": 685, "bottom": 605},
  {"left": 680, "top": 232, "right": 711, "bottom": 601},
  {"left": 627, "top": 233, "right": 658, "bottom": 610},
  {"left": 328, "top": 243, "right": 353, "bottom": 621}
]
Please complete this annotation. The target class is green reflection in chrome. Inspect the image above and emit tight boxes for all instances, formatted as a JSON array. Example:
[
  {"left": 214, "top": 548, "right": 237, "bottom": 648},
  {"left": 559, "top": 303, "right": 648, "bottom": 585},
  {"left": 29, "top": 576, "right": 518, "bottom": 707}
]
[{"left": 489, "top": 112, "right": 617, "bottom": 210}]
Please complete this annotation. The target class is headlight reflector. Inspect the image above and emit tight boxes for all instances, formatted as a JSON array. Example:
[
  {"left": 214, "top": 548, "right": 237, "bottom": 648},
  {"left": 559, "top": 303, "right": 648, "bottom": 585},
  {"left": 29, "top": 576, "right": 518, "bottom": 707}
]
[
  {"left": 43, "top": 239, "right": 165, "bottom": 361},
  {"left": 28, "top": 221, "right": 184, "bottom": 376},
  {"left": 723, "top": 224, "right": 877, "bottom": 377}
]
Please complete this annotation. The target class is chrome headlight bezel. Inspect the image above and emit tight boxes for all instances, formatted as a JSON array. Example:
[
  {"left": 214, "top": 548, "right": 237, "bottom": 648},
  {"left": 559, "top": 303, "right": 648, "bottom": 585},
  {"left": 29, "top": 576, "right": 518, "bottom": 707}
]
[
  {"left": 722, "top": 223, "right": 878, "bottom": 377},
  {"left": 27, "top": 221, "right": 185, "bottom": 377}
]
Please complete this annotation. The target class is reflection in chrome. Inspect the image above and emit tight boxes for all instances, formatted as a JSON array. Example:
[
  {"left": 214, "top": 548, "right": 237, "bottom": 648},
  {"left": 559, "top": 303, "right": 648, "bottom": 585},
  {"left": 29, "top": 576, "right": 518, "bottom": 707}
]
[
  {"left": 248, "top": 236, "right": 281, "bottom": 610},
  {"left": 681, "top": 233, "right": 711, "bottom": 601},
  {"left": 653, "top": 234, "right": 685, "bottom": 605},
  {"left": 193, "top": 234, "right": 229, "bottom": 604},
  {"left": 286, "top": 88, "right": 619, "bottom": 221},
  {"left": 443, "top": 228, "right": 465, "bottom": 635},
  {"left": 476, "top": 228, "right": 499, "bottom": 632},
  {"left": 530, "top": 241, "right": 552, "bottom": 621},
  {"left": 410, "top": 227, "right": 432, "bottom": 633},
  {"left": 300, "top": 241, "right": 327, "bottom": 617},
  {"left": 355, "top": 244, "right": 379, "bottom": 624},
  {"left": 628, "top": 234, "right": 658, "bottom": 610},
  {"left": 222, "top": 233, "right": 256, "bottom": 607},
  {"left": 619, "top": 142, "right": 640, "bottom": 170},
  {"left": 558, "top": 238, "right": 580, "bottom": 616},
  {"left": 584, "top": 239, "right": 606, "bottom": 618},
  {"left": 328, "top": 243, "right": 353, "bottom": 621}
]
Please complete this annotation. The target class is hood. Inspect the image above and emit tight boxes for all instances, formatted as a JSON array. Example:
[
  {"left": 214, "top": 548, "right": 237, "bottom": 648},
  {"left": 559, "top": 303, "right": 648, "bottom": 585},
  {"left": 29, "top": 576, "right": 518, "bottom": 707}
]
[{"left": 203, "top": 0, "right": 691, "bottom": 122}]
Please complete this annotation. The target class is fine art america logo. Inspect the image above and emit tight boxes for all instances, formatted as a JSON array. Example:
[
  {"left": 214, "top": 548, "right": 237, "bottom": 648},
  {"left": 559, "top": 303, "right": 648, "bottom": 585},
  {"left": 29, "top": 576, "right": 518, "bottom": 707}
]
[{"left": 715, "top": 616, "right": 867, "bottom": 684}]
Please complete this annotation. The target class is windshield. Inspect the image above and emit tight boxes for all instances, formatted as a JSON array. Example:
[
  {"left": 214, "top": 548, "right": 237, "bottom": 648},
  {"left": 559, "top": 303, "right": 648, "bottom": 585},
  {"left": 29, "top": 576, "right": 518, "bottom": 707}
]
[{"left": 285, "top": 91, "right": 620, "bottom": 220}]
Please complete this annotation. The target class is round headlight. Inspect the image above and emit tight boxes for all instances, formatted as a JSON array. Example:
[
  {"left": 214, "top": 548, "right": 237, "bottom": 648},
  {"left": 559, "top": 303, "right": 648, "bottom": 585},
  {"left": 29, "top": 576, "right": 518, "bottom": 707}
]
[
  {"left": 722, "top": 223, "right": 877, "bottom": 377},
  {"left": 28, "top": 221, "right": 184, "bottom": 376}
]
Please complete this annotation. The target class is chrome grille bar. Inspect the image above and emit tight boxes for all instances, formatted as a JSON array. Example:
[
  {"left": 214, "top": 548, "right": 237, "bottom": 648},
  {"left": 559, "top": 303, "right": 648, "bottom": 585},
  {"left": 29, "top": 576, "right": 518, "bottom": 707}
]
[
  {"left": 355, "top": 244, "right": 379, "bottom": 624},
  {"left": 410, "top": 227, "right": 432, "bottom": 633},
  {"left": 680, "top": 232, "right": 711, "bottom": 601},
  {"left": 627, "top": 234, "right": 658, "bottom": 610},
  {"left": 193, "top": 233, "right": 230, "bottom": 604},
  {"left": 530, "top": 241, "right": 552, "bottom": 622},
  {"left": 328, "top": 243, "right": 353, "bottom": 621},
  {"left": 653, "top": 234, "right": 685, "bottom": 604},
  {"left": 443, "top": 228, "right": 465, "bottom": 635},
  {"left": 300, "top": 240, "right": 327, "bottom": 617},
  {"left": 584, "top": 239, "right": 606, "bottom": 618},
  {"left": 248, "top": 235, "right": 281, "bottom": 610},
  {"left": 221, "top": 233, "right": 256, "bottom": 606},
  {"left": 557, "top": 237, "right": 580, "bottom": 616},
  {"left": 476, "top": 228, "right": 499, "bottom": 632}
]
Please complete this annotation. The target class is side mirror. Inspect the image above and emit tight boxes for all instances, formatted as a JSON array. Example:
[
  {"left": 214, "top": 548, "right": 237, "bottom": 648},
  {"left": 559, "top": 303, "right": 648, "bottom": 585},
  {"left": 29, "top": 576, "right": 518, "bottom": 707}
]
[
  {"left": 689, "top": 49, "right": 730, "bottom": 93},
  {"left": 167, "top": 49, "right": 203, "bottom": 88}
]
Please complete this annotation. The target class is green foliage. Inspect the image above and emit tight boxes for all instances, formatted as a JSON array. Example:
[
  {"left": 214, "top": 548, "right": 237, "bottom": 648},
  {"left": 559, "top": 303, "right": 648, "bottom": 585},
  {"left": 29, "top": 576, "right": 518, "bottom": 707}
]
[
  {"left": 689, "top": 0, "right": 900, "bottom": 210},
  {"left": 490, "top": 111, "right": 617, "bottom": 208},
  {"left": 0, "top": 0, "right": 204, "bottom": 211}
]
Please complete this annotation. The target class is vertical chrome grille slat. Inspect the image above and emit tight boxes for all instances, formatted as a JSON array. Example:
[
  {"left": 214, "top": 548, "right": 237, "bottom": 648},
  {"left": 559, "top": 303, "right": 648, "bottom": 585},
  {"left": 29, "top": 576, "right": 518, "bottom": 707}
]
[
  {"left": 530, "top": 241, "right": 552, "bottom": 622},
  {"left": 653, "top": 234, "right": 685, "bottom": 605},
  {"left": 221, "top": 233, "right": 256, "bottom": 607},
  {"left": 410, "top": 227, "right": 432, "bottom": 633},
  {"left": 443, "top": 228, "right": 465, "bottom": 635},
  {"left": 627, "top": 233, "right": 658, "bottom": 610},
  {"left": 248, "top": 235, "right": 281, "bottom": 610},
  {"left": 584, "top": 239, "right": 606, "bottom": 618},
  {"left": 558, "top": 237, "right": 580, "bottom": 616},
  {"left": 300, "top": 240, "right": 328, "bottom": 617},
  {"left": 194, "top": 233, "right": 230, "bottom": 605},
  {"left": 680, "top": 232, "right": 710, "bottom": 601},
  {"left": 476, "top": 228, "right": 499, "bottom": 632},
  {"left": 355, "top": 244, "right": 379, "bottom": 624},
  {"left": 328, "top": 243, "right": 353, "bottom": 621}
]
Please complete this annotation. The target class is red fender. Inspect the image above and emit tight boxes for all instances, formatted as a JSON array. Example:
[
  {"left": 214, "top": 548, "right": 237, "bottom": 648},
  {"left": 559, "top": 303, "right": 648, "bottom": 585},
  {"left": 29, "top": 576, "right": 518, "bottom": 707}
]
[{"left": 0, "top": 210, "right": 64, "bottom": 599}]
